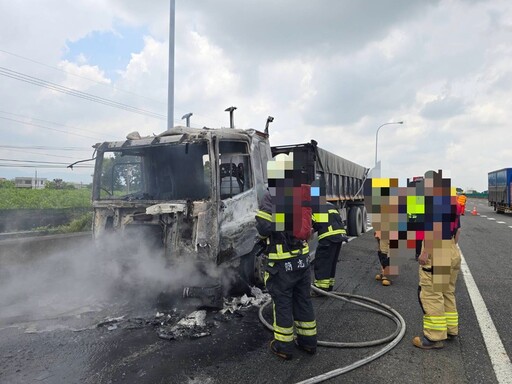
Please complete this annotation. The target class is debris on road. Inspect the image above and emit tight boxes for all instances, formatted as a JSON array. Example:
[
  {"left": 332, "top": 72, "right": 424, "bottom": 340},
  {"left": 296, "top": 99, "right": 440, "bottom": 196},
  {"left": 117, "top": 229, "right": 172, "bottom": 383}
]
[
  {"left": 96, "top": 316, "right": 125, "bottom": 329},
  {"left": 92, "top": 289, "right": 269, "bottom": 340},
  {"left": 221, "top": 286, "right": 270, "bottom": 314},
  {"left": 158, "top": 310, "right": 212, "bottom": 341}
]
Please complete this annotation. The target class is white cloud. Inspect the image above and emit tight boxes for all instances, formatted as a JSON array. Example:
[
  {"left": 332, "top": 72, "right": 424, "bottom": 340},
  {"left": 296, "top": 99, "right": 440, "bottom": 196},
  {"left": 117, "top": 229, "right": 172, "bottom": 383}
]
[
  {"left": 58, "top": 60, "right": 111, "bottom": 90},
  {"left": 1, "top": 0, "right": 512, "bottom": 191}
]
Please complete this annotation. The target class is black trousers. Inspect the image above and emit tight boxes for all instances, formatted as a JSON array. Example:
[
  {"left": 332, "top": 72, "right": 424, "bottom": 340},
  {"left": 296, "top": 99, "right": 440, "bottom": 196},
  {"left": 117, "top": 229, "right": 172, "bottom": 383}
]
[
  {"left": 314, "top": 240, "right": 342, "bottom": 290},
  {"left": 377, "top": 250, "right": 389, "bottom": 268},
  {"left": 265, "top": 259, "right": 317, "bottom": 354}
]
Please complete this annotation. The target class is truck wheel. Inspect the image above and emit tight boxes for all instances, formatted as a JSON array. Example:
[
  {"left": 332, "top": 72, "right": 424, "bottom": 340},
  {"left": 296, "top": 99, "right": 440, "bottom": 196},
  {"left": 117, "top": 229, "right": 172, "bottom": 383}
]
[
  {"left": 237, "top": 242, "right": 266, "bottom": 290},
  {"left": 360, "top": 206, "right": 368, "bottom": 233},
  {"left": 348, "top": 206, "right": 362, "bottom": 237}
]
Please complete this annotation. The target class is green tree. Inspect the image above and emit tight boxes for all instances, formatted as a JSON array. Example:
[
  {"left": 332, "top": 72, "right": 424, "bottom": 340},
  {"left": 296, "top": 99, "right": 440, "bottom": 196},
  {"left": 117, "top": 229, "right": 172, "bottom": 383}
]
[
  {"left": 100, "top": 152, "right": 142, "bottom": 194},
  {"left": 100, "top": 156, "right": 121, "bottom": 193},
  {"left": 46, "top": 178, "right": 63, "bottom": 189},
  {"left": 0, "top": 179, "right": 15, "bottom": 189},
  {"left": 45, "top": 178, "right": 75, "bottom": 189}
]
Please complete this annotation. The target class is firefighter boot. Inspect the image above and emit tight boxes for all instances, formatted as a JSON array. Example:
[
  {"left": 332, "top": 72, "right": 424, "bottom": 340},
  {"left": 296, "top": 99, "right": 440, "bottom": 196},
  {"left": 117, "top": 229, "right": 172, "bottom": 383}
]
[
  {"left": 295, "top": 341, "right": 317, "bottom": 355},
  {"left": 270, "top": 340, "right": 293, "bottom": 360},
  {"left": 412, "top": 336, "right": 444, "bottom": 350}
]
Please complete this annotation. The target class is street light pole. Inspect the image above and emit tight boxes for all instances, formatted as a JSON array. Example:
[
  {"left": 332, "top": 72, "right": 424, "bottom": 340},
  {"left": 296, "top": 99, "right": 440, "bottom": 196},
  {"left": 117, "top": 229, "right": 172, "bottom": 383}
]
[
  {"left": 167, "top": 0, "right": 175, "bottom": 130},
  {"left": 375, "top": 121, "right": 404, "bottom": 168}
]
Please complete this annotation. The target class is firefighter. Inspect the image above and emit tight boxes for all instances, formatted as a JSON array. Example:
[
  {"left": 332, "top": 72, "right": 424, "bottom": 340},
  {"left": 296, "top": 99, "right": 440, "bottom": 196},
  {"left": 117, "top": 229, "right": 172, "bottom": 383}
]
[
  {"left": 374, "top": 230, "right": 391, "bottom": 286},
  {"left": 255, "top": 156, "right": 317, "bottom": 360},
  {"left": 311, "top": 202, "right": 348, "bottom": 294},
  {"left": 413, "top": 170, "right": 461, "bottom": 349}
]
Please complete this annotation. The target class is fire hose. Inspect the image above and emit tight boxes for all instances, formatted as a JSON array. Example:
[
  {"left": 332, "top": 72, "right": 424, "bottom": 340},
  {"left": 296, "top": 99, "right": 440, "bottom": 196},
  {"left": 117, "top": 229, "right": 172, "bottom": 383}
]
[{"left": 258, "top": 285, "right": 406, "bottom": 384}]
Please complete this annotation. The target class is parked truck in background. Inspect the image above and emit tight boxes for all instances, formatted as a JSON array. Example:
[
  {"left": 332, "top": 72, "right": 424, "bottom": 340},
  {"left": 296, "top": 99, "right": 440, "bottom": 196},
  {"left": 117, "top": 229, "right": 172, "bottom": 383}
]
[
  {"left": 488, "top": 168, "right": 512, "bottom": 213},
  {"left": 90, "top": 121, "right": 368, "bottom": 306}
]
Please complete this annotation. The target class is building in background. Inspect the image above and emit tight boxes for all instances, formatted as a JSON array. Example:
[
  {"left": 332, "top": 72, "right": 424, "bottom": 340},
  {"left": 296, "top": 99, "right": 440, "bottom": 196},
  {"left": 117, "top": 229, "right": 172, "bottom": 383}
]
[{"left": 14, "top": 176, "right": 47, "bottom": 189}]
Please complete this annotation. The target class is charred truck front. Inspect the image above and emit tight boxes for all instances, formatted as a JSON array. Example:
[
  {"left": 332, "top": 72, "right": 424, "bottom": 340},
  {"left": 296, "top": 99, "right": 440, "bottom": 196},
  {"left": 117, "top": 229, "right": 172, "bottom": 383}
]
[{"left": 92, "top": 127, "right": 271, "bottom": 307}]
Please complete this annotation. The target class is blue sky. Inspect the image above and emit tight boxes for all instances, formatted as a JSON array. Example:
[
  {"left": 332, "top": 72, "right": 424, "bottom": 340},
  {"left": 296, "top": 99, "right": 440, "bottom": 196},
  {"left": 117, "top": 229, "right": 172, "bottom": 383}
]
[{"left": 62, "top": 20, "right": 148, "bottom": 80}]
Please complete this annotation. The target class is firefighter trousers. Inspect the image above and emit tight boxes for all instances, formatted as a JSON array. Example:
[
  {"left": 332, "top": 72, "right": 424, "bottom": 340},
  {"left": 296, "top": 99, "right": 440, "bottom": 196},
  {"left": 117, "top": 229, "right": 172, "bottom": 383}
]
[
  {"left": 265, "top": 258, "right": 317, "bottom": 354},
  {"left": 418, "top": 239, "right": 461, "bottom": 341},
  {"left": 314, "top": 240, "right": 342, "bottom": 290}
]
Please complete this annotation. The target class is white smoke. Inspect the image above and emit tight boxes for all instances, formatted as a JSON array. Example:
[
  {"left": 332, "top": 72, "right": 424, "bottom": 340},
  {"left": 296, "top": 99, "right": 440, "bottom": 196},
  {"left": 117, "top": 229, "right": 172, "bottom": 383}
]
[{"left": 0, "top": 232, "right": 222, "bottom": 327}]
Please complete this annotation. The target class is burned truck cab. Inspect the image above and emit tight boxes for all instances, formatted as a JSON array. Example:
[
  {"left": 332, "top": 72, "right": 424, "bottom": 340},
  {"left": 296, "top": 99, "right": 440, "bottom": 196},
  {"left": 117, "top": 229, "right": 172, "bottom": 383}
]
[{"left": 91, "top": 126, "right": 270, "bottom": 306}]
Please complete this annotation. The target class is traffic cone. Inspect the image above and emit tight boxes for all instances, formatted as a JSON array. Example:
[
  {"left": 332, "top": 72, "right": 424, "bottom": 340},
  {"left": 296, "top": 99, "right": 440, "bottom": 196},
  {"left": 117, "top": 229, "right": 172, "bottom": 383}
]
[{"left": 471, "top": 206, "right": 477, "bottom": 215}]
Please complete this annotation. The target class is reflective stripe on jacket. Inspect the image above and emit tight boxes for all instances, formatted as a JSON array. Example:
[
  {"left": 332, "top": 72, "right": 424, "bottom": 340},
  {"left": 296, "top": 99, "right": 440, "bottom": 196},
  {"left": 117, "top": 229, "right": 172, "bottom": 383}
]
[
  {"left": 313, "top": 205, "right": 346, "bottom": 242},
  {"left": 255, "top": 191, "right": 309, "bottom": 261}
]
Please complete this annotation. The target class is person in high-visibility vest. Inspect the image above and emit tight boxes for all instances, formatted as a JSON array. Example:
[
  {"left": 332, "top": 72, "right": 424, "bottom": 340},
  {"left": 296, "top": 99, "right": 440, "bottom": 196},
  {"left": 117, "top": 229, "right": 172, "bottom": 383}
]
[
  {"left": 457, "top": 192, "right": 467, "bottom": 215},
  {"left": 311, "top": 202, "right": 348, "bottom": 294},
  {"left": 413, "top": 170, "right": 462, "bottom": 349}
]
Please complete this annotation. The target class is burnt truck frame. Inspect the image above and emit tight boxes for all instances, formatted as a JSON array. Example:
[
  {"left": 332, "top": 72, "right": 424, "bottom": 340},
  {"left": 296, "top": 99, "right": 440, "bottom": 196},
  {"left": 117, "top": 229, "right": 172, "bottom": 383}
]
[{"left": 91, "top": 126, "right": 367, "bottom": 305}]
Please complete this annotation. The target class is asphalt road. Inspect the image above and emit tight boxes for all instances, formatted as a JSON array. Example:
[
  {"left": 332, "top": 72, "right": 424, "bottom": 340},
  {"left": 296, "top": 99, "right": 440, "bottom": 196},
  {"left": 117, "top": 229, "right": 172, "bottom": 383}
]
[{"left": 0, "top": 198, "right": 510, "bottom": 384}]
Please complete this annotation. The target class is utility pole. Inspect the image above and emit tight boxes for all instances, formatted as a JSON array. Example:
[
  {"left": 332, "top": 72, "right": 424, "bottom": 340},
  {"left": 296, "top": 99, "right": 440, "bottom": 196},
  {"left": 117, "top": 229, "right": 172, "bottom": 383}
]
[{"left": 167, "top": 0, "right": 175, "bottom": 130}]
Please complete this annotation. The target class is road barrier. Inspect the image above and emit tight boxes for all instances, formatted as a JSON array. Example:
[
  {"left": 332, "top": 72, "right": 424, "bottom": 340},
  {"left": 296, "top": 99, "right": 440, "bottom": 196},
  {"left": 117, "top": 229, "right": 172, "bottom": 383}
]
[{"left": 0, "top": 232, "right": 92, "bottom": 265}]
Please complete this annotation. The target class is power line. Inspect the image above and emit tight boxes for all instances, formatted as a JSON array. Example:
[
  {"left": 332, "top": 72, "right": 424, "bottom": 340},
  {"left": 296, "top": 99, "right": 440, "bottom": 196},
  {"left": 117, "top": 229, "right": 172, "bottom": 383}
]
[
  {"left": 0, "top": 145, "right": 90, "bottom": 151},
  {"left": 0, "top": 48, "right": 167, "bottom": 107},
  {"left": 0, "top": 66, "right": 167, "bottom": 120},
  {"left": 0, "top": 51, "right": 231, "bottom": 131},
  {"left": 0, "top": 164, "right": 93, "bottom": 169},
  {"left": 0, "top": 116, "right": 104, "bottom": 140},
  {"left": 0, "top": 147, "right": 77, "bottom": 159},
  {"left": 0, "top": 158, "right": 94, "bottom": 169},
  {"left": 0, "top": 110, "right": 112, "bottom": 139},
  {"left": 0, "top": 158, "right": 82, "bottom": 165}
]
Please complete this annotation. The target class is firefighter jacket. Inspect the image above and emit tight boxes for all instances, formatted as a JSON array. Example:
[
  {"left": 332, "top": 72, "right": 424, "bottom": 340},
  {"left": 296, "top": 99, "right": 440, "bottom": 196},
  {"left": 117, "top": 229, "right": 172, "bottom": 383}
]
[
  {"left": 312, "top": 203, "right": 347, "bottom": 242},
  {"left": 255, "top": 191, "right": 309, "bottom": 261}
]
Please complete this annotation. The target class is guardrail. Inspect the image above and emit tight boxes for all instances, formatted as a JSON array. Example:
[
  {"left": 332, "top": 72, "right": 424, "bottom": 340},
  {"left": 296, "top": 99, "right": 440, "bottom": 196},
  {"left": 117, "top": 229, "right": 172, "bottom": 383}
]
[
  {"left": 0, "top": 232, "right": 92, "bottom": 265},
  {"left": 467, "top": 193, "right": 488, "bottom": 199}
]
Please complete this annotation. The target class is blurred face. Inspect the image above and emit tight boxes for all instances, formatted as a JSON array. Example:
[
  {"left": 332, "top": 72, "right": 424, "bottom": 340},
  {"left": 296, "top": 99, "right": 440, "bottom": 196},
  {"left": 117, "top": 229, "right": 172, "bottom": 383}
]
[{"left": 266, "top": 153, "right": 329, "bottom": 232}]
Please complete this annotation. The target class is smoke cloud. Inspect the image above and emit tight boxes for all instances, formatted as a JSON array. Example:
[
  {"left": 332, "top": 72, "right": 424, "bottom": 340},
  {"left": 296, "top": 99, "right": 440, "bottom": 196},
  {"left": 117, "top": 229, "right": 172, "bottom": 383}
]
[{"left": 0, "top": 233, "right": 224, "bottom": 328}]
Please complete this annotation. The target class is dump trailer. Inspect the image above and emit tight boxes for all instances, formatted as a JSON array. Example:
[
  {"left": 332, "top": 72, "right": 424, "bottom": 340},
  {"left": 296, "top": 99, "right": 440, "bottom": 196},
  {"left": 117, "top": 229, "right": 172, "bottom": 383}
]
[
  {"left": 488, "top": 168, "right": 512, "bottom": 213},
  {"left": 90, "top": 125, "right": 368, "bottom": 306},
  {"left": 271, "top": 141, "right": 369, "bottom": 236}
]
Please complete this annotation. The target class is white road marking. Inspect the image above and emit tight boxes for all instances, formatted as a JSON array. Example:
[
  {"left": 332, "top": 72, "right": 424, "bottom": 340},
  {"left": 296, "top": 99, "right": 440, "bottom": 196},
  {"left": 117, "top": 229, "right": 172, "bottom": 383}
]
[
  {"left": 480, "top": 215, "right": 487, "bottom": 218},
  {"left": 509, "top": 226, "right": 512, "bottom": 229},
  {"left": 459, "top": 248, "right": 512, "bottom": 383},
  {"left": 488, "top": 218, "right": 496, "bottom": 221},
  {"left": 497, "top": 221, "right": 506, "bottom": 224}
]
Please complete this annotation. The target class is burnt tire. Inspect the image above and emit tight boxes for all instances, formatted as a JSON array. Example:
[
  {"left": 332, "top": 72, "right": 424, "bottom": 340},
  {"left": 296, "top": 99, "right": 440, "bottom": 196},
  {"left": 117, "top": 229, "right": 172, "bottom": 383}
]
[
  {"left": 348, "top": 206, "right": 362, "bottom": 237},
  {"left": 236, "top": 242, "right": 266, "bottom": 291}
]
